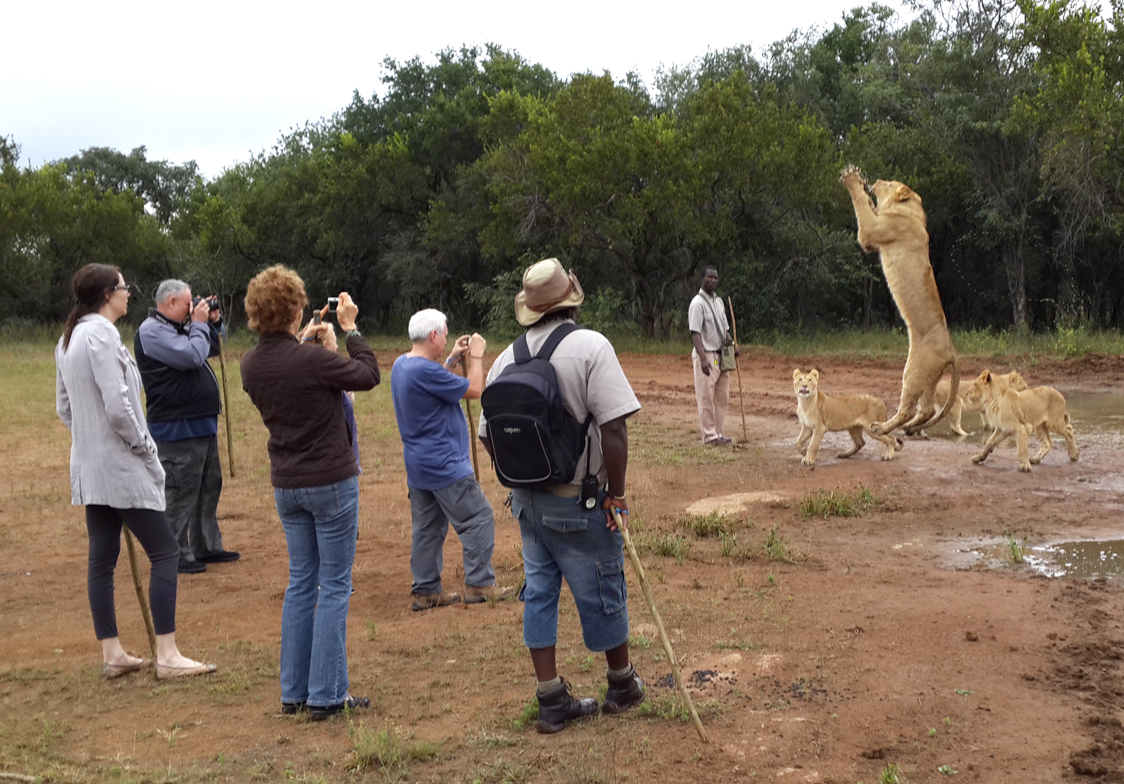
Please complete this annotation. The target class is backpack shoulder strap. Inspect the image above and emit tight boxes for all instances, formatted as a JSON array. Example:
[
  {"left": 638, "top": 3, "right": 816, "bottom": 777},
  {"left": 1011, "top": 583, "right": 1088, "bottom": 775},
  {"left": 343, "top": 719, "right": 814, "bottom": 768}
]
[
  {"left": 512, "top": 334, "right": 532, "bottom": 364},
  {"left": 535, "top": 322, "right": 582, "bottom": 361}
]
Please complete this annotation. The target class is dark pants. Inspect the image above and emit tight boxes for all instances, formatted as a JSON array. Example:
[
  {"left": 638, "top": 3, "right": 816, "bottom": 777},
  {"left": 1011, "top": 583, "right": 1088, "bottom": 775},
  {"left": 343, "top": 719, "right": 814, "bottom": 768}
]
[
  {"left": 156, "top": 434, "right": 225, "bottom": 564},
  {"left": 85, "top": 505, "right": 179, "bottom": 639}
]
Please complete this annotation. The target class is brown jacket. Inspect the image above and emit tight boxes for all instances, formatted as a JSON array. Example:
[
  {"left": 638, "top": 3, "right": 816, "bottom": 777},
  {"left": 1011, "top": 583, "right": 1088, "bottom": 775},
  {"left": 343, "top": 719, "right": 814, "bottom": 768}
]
[{"left": 241, "top": 332, "right": 380, "bottom": 488}]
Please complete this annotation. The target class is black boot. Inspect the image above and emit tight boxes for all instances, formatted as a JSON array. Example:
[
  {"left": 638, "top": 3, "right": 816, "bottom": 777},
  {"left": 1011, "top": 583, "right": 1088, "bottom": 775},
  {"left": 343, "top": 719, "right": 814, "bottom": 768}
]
[
  {"left": 536, "top": 678, "right": 599, "bottom": 734},
  {"left": 602, "top": 665, "right": 645, "bottom": 714}
]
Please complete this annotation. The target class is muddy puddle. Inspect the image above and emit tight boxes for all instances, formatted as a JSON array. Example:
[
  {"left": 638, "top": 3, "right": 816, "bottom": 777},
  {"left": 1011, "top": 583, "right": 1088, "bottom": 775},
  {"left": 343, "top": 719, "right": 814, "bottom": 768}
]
[
  {"left": 928, "top": 392, "right": 1124, "bottom": 449},
  {"left": 1024, "top": 540, "right": 1124, "bottom": 578},
  {"left": 945, "top": 537, "right": 1124, "bottom": 579}
]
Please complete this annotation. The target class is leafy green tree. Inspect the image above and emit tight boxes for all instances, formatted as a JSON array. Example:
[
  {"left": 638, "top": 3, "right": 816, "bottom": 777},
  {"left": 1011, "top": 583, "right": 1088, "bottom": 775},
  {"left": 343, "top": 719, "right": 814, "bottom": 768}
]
[{"left": 62, "top": 146, "right": 200, "bottom": 225}]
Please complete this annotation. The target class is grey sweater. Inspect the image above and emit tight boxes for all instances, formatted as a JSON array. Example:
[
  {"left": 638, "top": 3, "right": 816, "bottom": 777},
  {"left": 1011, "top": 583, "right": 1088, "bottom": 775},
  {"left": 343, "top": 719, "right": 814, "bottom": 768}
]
[{"left": 55, "top": 314, "right": 166, "bottom": 511}]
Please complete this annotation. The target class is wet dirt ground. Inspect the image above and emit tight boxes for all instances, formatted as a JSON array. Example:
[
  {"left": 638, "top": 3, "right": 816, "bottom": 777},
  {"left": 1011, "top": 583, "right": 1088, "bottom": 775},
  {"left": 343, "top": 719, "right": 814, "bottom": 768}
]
[{"left": 3, "top": 347, "right": 1124, "bottom": 783}]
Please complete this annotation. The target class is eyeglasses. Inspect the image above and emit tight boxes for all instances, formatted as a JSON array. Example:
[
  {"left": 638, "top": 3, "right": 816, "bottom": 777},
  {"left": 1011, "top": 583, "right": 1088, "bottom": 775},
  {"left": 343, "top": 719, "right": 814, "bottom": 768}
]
[{"left": 109, "top": 284, "right": 133, "bottom": 292}]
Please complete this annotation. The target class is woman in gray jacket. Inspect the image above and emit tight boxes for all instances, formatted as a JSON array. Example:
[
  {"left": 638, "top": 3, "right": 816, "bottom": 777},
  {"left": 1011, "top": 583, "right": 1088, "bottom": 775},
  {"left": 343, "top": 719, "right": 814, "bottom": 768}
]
[{"left": 55, "top": 264, "right": 215, "bottom": 680}]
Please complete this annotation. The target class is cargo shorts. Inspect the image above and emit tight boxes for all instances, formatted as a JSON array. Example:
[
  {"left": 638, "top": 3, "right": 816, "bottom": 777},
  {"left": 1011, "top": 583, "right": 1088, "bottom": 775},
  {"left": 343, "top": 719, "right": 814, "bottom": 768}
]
[{"left": 511, "top": 488, "right": 630, "bottom": 652}]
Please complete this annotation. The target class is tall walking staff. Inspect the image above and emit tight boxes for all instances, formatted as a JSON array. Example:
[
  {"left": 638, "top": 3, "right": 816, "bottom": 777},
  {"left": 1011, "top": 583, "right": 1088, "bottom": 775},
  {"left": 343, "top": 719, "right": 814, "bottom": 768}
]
[
  {"left": 461, "top": 359, "right": 481, "bottom": 481},
  {"left": 728, "top": 297, "right": 747, "bottom": 443},
  {"left": 217, "top": 331, "right": 236, "bottom": 477},
  {"left": 123, "top": 528, "right": 158, "bottom": 663},
  {"left": 613, "top": 507, "right": 709, "bottom": 743}
]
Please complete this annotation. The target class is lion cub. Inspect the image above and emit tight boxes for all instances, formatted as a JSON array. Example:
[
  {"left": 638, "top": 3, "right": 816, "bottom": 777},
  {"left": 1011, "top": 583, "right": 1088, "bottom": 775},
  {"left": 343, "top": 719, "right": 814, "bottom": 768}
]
[
  {"left": 793, "top": 368, "right": 901, "bottom": 466},
  {"left": 963, "top": 369, "right": 1079, "bottom": 472},
  {"left": 922, "top": 370, "right": 1028, "bottom": 437}
]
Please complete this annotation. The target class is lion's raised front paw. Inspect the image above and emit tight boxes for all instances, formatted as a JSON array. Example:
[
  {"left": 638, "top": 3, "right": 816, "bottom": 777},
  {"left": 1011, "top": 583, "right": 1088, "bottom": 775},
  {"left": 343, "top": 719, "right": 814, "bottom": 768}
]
[
  {"left": 870, "top": 421, "right": 886, "bottom": 435},
  {"left": 839, "top": 164, "right": 866, "bottom": 186}
]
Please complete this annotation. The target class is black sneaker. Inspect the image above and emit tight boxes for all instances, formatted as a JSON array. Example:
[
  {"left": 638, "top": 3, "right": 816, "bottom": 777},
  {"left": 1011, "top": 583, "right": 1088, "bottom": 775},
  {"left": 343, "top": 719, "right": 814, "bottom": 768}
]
[
  {"left": 196, "top": 550, "right": 241, "bottom": 564},
  {"left": 602, "top": 666, "right": 645, "bottom": 714},
  {"left": 535, "top": 678, "right": 599, "bottom": 734},
  {"left": 178, "top": 558, "right": 206, "bottom": 574},
  {"left": 281, "top": 701, "right": 306, "bottom": 715},
  {"left": 308, "top": 694, "right": 369, "bottom": 721}
]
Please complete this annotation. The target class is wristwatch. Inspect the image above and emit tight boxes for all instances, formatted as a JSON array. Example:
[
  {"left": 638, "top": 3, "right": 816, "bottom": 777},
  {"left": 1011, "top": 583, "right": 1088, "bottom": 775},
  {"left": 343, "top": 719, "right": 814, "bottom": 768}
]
[{"left": 345, "top": 329, "right": 362, "bottom": 338}]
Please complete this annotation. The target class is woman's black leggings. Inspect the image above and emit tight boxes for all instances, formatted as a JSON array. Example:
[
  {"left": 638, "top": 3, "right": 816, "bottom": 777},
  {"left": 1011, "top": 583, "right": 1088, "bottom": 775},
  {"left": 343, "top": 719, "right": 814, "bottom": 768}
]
[{"left": 85, "top": 505, "right": 179, "bottom": 639}]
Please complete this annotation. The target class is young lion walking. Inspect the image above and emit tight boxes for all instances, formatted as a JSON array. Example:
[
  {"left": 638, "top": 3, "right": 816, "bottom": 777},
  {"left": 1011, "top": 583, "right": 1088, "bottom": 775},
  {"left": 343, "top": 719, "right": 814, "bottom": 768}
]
[
  {"left": 840, "top": 165, "right": 960, "bottom": 436},
  {"left": 793, "top": 369, "right": 902, "bottom": 466},
  {"left": 963, "top": 370, "right": 1079, "bottom": 472}
]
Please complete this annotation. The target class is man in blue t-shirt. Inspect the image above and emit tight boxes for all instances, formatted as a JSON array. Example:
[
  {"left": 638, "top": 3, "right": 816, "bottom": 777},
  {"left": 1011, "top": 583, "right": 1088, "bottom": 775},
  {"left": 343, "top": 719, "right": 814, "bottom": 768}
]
[{"left": 391, "top": 309, "right": 516, "bottom": 611}]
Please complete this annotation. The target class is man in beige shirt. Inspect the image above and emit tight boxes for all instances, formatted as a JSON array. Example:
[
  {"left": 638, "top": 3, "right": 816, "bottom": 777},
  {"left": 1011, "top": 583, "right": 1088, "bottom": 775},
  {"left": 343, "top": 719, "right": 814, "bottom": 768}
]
[{"left": 688, "top": 266, "right": 733, "bottom": 445}]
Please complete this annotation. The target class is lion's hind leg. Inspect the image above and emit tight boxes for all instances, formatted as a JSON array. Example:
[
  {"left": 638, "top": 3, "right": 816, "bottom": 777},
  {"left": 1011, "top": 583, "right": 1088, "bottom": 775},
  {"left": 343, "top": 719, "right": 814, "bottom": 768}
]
[
  {"left": 837, "top": 427, "right": 865, "bottom": 459},
  {"left": 1030, "top": 423, "right": 1052, "bottom": 465},
  {"left": 1061, "top": 413, "right": 1079, "bottom": 461},
  {"left": 867, "top": 427, "right": 898, "bottom": 460},
  {"left": 948, "top": 396, "right": 969, "bottom": 437}
]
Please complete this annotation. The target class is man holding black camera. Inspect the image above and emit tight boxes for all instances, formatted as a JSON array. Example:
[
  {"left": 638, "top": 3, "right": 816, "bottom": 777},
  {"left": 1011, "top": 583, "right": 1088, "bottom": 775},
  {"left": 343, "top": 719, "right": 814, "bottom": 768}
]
[{"left": 135, "top": 279, "right": 239, "bottom": 574}]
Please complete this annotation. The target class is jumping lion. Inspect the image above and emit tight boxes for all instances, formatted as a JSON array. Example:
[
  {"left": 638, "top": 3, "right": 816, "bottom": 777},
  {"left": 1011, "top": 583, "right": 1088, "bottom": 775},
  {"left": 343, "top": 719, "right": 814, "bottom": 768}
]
[
  {"left": 840, "top": 165, "right": 960, "bottom": 436},
  {"left": 963, "top": 370, "right": 1079, "bottom": 472},
  {"left": 793, "top": 368, "right": 902, "bottom": 466}
]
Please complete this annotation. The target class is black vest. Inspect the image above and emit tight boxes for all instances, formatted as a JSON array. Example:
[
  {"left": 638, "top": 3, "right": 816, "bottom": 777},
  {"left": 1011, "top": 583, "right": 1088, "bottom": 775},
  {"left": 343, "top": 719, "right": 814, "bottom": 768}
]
[{"left": 134, "top": 311, "right": 222, "bottom": 423}]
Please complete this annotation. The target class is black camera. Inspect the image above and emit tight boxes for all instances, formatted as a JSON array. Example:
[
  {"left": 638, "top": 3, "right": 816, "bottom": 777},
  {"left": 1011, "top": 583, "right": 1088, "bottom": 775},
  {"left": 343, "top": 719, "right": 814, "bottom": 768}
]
[{"left": 192, "top": 295, "right": 219, "bottom": 312}]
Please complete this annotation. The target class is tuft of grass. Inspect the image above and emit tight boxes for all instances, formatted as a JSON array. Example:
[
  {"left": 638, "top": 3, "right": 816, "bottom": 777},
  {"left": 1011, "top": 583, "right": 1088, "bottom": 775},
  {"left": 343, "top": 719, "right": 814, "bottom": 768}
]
[
  {"left": 681, "top": 512, "right": 730, "bottom": 538},
  {"left": 1004, "top": 530, "right": 1026, "bottom": 564},
  {"left": 648, "top": 533, "right": 692, "bottom": 564},
  {"left": 349, "top": 723, "right": 440, "bottom": 774},
  {"left": 800, "top": 486, "right": 879, "bottom": 519},
  {"left": 879, "top": 762, "right": 904, "bottom": 783},
  {"left": 719, "top": 532, "right": 738, "bottom": 558},
  {"left": 366, "top": 620, "right": 378, "bottom": 641},
  {"left": 763, "top": 527, "right": 792, "bottom": 562},
  {"left": 511, "top": 699, "right": 539, "bottom": 732}
]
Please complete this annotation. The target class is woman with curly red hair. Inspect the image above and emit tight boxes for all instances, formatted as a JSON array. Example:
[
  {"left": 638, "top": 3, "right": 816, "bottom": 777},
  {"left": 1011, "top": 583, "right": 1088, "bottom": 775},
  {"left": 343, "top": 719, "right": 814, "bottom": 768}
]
[{"left": 240, "top": 265, "right": 380, "bottom": 720}]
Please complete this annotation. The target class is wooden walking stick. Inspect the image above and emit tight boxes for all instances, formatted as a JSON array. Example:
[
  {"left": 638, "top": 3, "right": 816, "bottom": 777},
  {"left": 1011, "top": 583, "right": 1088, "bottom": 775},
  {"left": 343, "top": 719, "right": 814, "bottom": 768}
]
[
  {"left": 728, "top": 297, "right": 748, "bottom": 443},
  {"left": 122, "top": 527, "right": 158, "bottom": 662},
  {"left": 461, "top": 357, "right": 481, "bottom": 481},
  {"left": 217, "top": 332, "right": 235, "bottom": 477},
  {"left": 613, "top": 508, "right": 709, "bottom": 743}
]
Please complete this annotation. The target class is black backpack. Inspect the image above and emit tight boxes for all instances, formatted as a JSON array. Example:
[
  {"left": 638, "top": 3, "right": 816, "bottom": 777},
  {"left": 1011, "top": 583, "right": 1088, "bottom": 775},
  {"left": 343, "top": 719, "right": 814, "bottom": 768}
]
[{"left": 481, "top": 323, "right": 593, "bottom": 489}]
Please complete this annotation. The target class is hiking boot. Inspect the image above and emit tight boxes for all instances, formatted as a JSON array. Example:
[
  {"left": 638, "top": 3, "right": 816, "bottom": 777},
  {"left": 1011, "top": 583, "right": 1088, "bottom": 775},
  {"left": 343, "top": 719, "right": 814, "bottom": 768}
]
[
  {"left": 464, "top": 584, "right": 517, "bottom": 604},
  {"left": 601, "top": 665, "right": 645, "bottom": 714},
  {"left": 536, "top": 678, "right": 599, "bottom": 734},
  {"left": 410, "top": 591, "right": 461, "bottom": 611}
]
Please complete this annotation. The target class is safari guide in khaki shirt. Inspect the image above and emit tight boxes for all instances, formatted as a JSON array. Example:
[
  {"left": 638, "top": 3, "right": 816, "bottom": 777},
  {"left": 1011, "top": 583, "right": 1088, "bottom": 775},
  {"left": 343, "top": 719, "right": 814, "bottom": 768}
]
[{"left": 688, "top": 266, "right": 734, "bottom": 445}]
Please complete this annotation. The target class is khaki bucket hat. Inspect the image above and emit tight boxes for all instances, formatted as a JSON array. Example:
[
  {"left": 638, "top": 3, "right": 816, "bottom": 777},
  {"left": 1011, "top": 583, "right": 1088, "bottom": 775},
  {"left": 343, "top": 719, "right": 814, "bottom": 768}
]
[{"left": 514, "top": 258, "right": 585, "bottom": 327}]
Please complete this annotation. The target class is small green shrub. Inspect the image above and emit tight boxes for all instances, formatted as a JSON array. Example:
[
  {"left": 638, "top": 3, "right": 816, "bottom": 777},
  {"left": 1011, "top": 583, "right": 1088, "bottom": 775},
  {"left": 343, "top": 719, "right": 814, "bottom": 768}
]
[{"left": 681, "top": 512, "right": 730, "bottom": 538}]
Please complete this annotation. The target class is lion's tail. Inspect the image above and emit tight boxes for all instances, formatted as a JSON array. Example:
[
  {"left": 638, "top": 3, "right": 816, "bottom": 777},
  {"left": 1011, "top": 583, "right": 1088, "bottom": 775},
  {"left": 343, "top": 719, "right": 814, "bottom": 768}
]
[{"left": 917, "top": 350, "right": 961, "bottom": 431}]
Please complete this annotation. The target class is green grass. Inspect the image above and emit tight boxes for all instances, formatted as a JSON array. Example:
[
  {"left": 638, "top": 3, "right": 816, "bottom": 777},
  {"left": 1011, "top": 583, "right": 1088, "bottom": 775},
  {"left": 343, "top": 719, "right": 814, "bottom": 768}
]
[
  {"left": 348, "top": 723, "right": 441, "bottom": 775},
  {"left": 799, "top": 486, "right": 879, "bottom": 519},
  {"left": 1005, "top": 530, "right": 1027, "bottom": 564},
  {"left": 647, "top": 533, "right": 692, "bottom": 564},
  {"left": 763, "top": 527, "right": 793, "bottom": 562},
  {"left": 681, "top": 512, "right": 731, "bottom": 538}
]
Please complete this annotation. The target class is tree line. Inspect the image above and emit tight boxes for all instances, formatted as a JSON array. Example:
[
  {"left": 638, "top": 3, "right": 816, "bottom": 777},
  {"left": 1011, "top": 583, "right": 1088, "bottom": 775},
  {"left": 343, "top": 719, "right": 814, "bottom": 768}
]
[{"left": 2, "top": 0, "right": 1122, "bottom": 338}]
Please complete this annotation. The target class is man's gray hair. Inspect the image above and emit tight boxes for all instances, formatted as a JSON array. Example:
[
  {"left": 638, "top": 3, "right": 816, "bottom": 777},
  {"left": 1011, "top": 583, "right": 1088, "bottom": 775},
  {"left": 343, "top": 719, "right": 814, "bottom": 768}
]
[
  {"left": 155, "top": 279, "right": 190, "bottom": 305},
  {"left": 408, "top": 308, "right": 447, "bottom": 342}
]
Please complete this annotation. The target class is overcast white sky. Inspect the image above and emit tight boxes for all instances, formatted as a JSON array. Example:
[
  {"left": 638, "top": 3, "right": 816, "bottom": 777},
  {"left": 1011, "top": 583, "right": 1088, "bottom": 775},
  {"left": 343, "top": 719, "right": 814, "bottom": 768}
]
[{"left": 4, "top": 0, "right": 910, "bottom": 179}]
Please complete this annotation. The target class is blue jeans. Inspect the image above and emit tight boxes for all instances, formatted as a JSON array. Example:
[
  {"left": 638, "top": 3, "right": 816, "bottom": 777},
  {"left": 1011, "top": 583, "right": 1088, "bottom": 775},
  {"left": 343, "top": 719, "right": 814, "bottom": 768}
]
[
  {"left": 274, "top": 476, "right": 359, "bottom": 708},
  {"left": 512, "top": 489, "right": 630, "bottom": 652}
]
